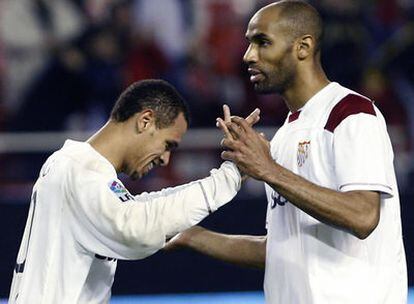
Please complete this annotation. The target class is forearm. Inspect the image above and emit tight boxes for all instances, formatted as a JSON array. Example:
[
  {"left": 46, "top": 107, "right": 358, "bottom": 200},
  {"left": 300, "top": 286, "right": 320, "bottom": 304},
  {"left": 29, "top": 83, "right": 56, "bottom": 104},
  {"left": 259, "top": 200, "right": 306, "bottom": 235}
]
[
  {"left": 262, "top": 162, "right": 380, "bottom": 239},
  {"left": 185, "top": 227, "right": 266, "bottom": 270},
  {"left": 135, "top": 162, "right": 241, "bottom": 238}
]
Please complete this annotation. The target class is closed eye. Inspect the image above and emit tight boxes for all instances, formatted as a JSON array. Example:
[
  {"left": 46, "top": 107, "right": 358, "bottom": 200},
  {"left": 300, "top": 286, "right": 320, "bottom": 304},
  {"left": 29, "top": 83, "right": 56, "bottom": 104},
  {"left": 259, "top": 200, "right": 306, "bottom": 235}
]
[
  {"left": 259, "top": 39, "right": 271, "bottom": 47},
  {"left": 165, "top": 141, "right": 178, "bottom": 151}
]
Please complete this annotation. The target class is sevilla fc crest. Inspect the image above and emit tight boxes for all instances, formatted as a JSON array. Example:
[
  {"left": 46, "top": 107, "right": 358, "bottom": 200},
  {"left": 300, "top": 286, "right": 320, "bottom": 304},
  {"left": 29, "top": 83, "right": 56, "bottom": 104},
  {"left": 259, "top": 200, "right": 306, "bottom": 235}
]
[{"left": 297, "top": 140, "right": 311, "bottom": 167}]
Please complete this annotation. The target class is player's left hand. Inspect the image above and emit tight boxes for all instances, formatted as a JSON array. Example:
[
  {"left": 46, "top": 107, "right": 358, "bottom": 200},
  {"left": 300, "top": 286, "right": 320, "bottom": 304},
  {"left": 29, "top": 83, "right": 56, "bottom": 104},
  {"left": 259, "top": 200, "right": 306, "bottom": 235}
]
[{"left": 220, "top": 117, "right": 272, "bottom": 181}]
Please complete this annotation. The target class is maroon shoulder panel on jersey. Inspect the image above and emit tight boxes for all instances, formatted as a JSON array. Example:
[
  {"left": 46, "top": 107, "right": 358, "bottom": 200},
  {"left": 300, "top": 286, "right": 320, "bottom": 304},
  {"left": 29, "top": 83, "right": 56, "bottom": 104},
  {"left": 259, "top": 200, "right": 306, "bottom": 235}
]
[
  {"left": 324, "top": 94, "right": 376, "bottom": 133},
  {"left": 288, "top": 111, "right": 301, "bottom": 123}
]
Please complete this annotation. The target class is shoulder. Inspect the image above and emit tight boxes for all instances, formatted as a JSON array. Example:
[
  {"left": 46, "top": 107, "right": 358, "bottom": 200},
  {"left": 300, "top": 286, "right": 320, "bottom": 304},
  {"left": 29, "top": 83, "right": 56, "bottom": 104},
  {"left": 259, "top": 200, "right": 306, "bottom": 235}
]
[
  {"left": 57, "top": 151, "right": 113, "bottom": 196},
  {"left": 324, "top": 93, "right": 376, "bottom": 133},
  {"left": 60, "top": 141, "right": 116, "bottom": 179}
]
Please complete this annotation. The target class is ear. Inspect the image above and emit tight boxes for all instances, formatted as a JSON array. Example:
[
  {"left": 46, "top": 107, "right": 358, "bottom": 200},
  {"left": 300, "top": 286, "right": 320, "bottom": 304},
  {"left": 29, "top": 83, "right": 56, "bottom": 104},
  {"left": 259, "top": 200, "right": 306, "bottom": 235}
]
[
  {"left": 135, "top": 109, "right": 155, "bottom": 133},
  {"left": 296, "top": 35, "right": 313, "bottom": 60}
]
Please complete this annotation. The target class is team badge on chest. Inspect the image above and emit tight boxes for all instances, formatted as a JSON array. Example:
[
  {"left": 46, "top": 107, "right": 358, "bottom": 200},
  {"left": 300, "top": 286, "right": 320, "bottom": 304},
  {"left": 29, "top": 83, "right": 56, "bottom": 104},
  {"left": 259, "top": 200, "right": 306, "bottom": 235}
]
[{"left": 297, "top": 140, "right": 311, "bottom": 167}]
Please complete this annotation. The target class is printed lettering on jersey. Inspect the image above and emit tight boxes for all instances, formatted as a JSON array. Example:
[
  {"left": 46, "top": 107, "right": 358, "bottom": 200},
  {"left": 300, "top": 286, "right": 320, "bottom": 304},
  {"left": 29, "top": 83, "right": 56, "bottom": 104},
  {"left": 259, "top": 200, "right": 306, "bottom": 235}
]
[
  {"left": 271, "top": 191, "right": 289, "bottom": 208},
  {"left": 297, "top": 140, "right": 311, "bottom": 167},
  {"left": 108, "top": 180, "right": 134, "bottom": 202}
]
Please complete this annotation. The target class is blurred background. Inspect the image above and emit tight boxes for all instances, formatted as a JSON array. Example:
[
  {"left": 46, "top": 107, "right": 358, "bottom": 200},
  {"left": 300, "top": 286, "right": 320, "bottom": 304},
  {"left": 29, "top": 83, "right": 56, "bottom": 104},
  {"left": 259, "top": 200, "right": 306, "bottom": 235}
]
[{"left": 0, "top": 0, "right": 413, "bottom": 302}]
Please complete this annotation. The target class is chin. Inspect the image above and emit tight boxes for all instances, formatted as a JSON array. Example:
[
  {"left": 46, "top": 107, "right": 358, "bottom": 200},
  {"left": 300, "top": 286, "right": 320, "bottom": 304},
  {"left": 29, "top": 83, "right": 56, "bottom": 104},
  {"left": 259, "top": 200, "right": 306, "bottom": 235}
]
[
  {"left": 254, "top": 84, "right": 279, "bottom": 94},
  {"left": 254, "top": 80, "right": 286, "bottom": 95}
]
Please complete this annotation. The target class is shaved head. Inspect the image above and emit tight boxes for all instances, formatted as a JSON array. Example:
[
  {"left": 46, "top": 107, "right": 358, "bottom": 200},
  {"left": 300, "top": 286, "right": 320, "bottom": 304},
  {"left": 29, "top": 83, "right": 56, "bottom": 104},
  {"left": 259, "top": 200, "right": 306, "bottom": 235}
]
[
  {"left": 257, "top": 0, "right": 323, "bottom": 54},
  {"left": 244, "top": 0, "right": 326, "bottom": 95}
]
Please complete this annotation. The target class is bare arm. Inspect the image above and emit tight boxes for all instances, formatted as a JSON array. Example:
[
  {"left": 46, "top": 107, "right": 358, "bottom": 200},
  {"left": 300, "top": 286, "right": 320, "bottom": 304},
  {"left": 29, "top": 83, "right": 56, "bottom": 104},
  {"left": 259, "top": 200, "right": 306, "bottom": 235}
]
[
  {"left": 165, "top": 226, "right": 266, "bottom": 270},
  {"left": 262, "top": 162, "right": 380, "bottom": 239},
  {"left": 221, "top": 117, "right": 380, "bottom": 240}
]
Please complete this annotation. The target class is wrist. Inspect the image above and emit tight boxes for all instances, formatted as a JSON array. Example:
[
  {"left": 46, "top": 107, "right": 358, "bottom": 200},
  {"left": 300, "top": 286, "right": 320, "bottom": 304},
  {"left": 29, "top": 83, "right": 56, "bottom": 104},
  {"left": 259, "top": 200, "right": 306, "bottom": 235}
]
[
  {"left": 184, "top": 226, "right": 206, "bottom": 250},
  {"left": 258, "top": 161, "right": 279, "bottom": 183}
]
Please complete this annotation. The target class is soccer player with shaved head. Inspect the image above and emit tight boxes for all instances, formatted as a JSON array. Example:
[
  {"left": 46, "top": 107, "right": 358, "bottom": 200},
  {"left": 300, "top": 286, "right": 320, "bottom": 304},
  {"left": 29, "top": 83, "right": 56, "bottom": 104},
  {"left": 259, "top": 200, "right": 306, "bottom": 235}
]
[{"left": 167, "top": 1, "right": 407, "bottom": 303}]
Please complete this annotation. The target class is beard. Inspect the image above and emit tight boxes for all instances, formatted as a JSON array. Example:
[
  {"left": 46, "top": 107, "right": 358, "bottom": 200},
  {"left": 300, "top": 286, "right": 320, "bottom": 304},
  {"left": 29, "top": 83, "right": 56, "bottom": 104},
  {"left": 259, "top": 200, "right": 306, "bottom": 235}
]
[
  {"left": 254, "top": 77, "right": 283, "bottom": 94},
  {"left": 254, "top": 66, "right": 296, "bottom": 95},
  {"left": 253, "top": 50, "right": 297, "bottom": 95}
]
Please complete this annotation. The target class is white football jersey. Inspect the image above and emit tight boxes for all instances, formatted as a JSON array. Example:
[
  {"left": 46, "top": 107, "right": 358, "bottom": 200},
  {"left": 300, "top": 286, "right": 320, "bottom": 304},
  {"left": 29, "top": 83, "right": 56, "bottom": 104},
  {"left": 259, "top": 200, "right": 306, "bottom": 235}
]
[
  {"left": 9, "top": 140, "right": 241, "bottom": 303},
  {"left": 264, "top": 82, "right": 407, "bottom": 304}
]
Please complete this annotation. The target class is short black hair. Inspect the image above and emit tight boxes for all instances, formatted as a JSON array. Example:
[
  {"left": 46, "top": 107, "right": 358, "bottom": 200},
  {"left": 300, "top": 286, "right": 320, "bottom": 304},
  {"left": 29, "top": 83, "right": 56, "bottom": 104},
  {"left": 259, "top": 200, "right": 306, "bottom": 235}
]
[
  {"left": 274, "top": 0, "right": 324, "bottom": 54},
  {"left": 110, "top": 79, "right": 190, "bottom": 128}
]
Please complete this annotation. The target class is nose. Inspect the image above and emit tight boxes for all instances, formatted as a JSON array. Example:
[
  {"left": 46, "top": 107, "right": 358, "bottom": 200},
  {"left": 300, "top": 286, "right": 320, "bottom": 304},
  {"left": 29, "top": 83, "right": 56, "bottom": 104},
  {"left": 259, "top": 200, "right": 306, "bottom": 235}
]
[
  {"left": 159, "top": 151, "right": 171, "bottom": 166},
  {"left": 243, "top": 44, "right": 257, "bottom": 65}
]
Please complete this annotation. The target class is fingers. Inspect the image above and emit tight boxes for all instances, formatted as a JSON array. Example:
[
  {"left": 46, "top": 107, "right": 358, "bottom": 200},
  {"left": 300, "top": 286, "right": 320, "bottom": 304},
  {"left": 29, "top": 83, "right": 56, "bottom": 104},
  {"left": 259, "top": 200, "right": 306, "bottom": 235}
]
[
  {"left": 215, "top": 104, "right": 231, "bottom": 128},
  {"left": 222, "top": 116, "right": 265, "bottom": 142},
  {"left": 215, "top": 104, "right": 231, "bottom": 127},
  {"left": 221, "top": 150, "right": 236, "bottom": 162},
  {"left": 223, "top": 104, "right": 231, "bottom": 123},
  {"left": 217, "top": 105, "right": 260, "bottom": 128},
  {"left": 259, "top": 131, "right": 269, "bottom": 140},
  {"left": 227, "top": 121, "right": 244, "bottom": 138},
  {"left": 245, "top": 108, "right": 260, "bottom": 126},
  {"left": 220, "top": 137, "right": 239, "bottom": 150},
  {"left": 230, "top": 116, "right": 251, "bottom": 132},
  {"left": 216, "top": 118, "right": 233, "bottom": 139}
]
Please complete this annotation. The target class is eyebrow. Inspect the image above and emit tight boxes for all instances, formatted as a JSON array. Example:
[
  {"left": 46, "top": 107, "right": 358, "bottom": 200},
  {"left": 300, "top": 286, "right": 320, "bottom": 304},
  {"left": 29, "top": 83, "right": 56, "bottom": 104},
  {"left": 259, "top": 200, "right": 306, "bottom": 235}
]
[{"left": 246, "top": 33, "right": 270, "bottom": 42}]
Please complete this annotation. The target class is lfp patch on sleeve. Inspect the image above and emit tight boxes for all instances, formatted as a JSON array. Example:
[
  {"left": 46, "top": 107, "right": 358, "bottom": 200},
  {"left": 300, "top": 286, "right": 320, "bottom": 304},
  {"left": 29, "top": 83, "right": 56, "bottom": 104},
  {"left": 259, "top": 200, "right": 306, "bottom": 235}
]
[{"left": 108, "top": 180, "right": 134, "bottom": 202}]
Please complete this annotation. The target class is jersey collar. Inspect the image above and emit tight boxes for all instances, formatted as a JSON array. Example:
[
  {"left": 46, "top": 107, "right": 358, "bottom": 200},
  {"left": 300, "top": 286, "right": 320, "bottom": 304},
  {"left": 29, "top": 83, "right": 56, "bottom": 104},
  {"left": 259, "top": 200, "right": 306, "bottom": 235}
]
[{"left": 287, "top": 82, "right": 338, "bottom": 124}]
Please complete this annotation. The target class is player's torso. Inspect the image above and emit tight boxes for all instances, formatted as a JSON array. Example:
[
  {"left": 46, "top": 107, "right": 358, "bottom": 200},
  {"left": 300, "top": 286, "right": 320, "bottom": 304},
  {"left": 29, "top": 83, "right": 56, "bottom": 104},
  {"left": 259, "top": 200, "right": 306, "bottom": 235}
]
[
  {"left": 265, "top": 84, "right": 342, "bottom": 238},
  {"left": 264, "top": 95, "right": 336, "bottom": 304},
  {"left": 9, "top": 148, "right": 117, "bottom": 304},
  {"left": 263, "top": 83, "right": 385, "bottom": 304}
]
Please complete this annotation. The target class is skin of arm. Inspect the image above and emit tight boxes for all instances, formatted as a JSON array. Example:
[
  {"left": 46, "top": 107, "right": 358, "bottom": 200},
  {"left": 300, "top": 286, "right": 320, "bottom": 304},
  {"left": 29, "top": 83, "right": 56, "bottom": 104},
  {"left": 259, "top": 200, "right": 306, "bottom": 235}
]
[
  {"left": 220, "top": 117, "right": 380, "bottom": 240},
  {"left": 165, "top": 226, "right": 267, "bottom": 270},
  {"left": 163, "top": 107, "right": 268, "bottom": 267}
]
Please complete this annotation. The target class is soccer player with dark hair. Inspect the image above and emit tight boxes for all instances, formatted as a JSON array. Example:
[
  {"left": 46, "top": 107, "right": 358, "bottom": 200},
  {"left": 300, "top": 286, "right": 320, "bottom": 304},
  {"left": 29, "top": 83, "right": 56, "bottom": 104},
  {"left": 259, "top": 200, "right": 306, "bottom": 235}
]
[
  {"left": 110, "top": 79, "right": 190, "bottom": 128},
  {"left": 167, "top": 1, "right": 408, "bottom": 303},
  {"left": 9, "top": 79, "right": 259, "bottom": 303}
]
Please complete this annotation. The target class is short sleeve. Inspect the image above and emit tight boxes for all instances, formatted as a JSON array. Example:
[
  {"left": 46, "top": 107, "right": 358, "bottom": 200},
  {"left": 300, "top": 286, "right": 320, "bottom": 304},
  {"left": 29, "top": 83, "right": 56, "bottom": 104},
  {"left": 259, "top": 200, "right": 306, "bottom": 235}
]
[{"left": 332, "top": 112, "right": 393, "bottom": 196}]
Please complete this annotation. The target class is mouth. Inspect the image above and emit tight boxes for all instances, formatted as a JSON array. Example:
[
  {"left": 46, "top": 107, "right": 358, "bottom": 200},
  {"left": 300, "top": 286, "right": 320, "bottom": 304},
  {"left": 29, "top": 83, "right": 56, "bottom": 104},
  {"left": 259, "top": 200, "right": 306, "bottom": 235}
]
[
  {"left": 248, "top": 67, "right": 265, "bottom": 83},
  {"left": 143, "top": 160, "right": 157, "bottom": 175}
]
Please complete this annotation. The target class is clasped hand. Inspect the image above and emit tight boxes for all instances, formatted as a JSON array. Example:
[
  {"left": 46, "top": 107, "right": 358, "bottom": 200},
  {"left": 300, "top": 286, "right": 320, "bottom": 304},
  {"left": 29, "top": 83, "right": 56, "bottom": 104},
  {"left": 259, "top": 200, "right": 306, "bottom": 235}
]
[{"left": 216, "top": 105, "right": 273, "bottom": 181}]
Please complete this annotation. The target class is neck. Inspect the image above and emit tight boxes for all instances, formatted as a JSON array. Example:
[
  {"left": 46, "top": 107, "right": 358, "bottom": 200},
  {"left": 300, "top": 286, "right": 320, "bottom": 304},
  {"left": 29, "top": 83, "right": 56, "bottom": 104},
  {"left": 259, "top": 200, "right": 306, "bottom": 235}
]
[
  {"left": 87, "top": 121, "right": 127, "bottom": 173},
  {"left": 282, "top": 62, "right": 330, "bottom": 112}
]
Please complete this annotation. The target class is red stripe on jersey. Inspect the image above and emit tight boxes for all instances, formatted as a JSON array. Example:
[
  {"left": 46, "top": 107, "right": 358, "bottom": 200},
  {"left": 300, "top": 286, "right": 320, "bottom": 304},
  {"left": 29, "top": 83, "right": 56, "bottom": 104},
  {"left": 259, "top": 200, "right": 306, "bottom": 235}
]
[
  {"left": 324, "top": 94, "right": 376, "bottom": 132},
  {"left": 288, "top": 111, "right": 301, "bottom": 123}
]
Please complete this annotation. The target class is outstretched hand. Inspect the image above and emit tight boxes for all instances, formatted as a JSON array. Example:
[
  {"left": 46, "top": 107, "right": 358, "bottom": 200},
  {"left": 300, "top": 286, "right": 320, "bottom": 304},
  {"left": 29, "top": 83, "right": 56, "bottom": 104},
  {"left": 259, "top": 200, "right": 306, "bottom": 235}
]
[{"left": 216, "top": 105, "right": 272, "bottom": 181}]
